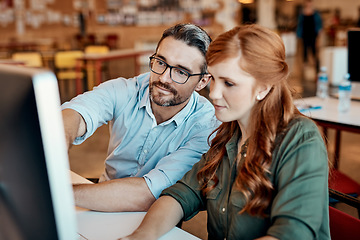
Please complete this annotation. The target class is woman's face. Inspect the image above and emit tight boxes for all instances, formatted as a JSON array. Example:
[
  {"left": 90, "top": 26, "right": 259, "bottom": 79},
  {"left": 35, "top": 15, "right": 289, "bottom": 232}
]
[{"left": 208, "top": 56, "right": 258, "bottom": 128}]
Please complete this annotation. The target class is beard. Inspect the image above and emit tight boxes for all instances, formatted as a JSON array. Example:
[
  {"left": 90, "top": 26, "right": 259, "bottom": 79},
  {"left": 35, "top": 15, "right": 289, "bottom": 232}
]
[{"left": 149, "top": 81, "right": 189, "bottom": 107}]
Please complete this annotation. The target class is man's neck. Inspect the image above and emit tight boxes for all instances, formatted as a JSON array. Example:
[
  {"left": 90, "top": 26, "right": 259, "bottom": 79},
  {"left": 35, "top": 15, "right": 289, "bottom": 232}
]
[{"left": 151, "top": 99, "right": 189, "bottom": 125}]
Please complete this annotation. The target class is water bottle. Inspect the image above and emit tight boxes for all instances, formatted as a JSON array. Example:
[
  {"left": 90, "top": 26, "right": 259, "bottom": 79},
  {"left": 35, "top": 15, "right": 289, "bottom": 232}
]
[
  {"left": 316, "top": 66, "right": 329, "bottom": 99},
  {"left": 338, "top": 73, "right": 352, "bottom": 112}
]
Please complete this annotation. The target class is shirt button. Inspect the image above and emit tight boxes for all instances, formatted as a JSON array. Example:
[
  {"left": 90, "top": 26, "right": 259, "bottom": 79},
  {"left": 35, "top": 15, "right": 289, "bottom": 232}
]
[
  {"left": 144, "top": 149, "right": 148, "bottom": 153},
  {"left": 222, "top": 207, "right": 226, "bottom": 212},
  {"left": 243, "top": 153, "right": 247, "bottom": 158}
]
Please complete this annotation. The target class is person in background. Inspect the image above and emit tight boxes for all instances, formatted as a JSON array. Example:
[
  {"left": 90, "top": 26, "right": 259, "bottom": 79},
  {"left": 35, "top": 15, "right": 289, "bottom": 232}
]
[
  {"left": 296, "top": 0, "right": 323, "bottom": 70},
  {"left": 78, "top": 11, "right": 86, "bottom": 37},
  {"left": 62, "top": 23, "right": 219, "bottom": 212},
  {"left": 120, "top": 24, "right": 330, "bottom": 240}
]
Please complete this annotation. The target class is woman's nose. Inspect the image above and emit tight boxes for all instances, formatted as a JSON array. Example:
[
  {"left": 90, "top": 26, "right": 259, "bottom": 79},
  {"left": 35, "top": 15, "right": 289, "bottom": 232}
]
[{"left": 209, "top": 81, "right": 222, "bottom": 101}]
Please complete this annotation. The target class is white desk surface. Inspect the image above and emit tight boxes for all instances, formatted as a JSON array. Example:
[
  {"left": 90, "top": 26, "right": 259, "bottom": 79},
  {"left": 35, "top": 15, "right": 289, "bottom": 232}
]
[
  {"left": 70, "top": 172, "right": 200, "bottom": 240},
  {"left": 294, "top": 96, "right": 360, "bottom": 128}
]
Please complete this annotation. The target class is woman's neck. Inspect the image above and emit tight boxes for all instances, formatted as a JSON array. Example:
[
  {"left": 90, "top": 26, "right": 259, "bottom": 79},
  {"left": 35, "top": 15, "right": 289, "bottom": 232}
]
[{"left": 237, "top": 122, "right": 249, "bottom": 149}]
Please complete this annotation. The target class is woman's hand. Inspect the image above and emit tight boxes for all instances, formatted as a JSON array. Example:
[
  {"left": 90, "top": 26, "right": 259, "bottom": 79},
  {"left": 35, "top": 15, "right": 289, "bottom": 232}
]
[
  {"left": 118, "top": 196, "right": 184, "bottom": 240},
  {"left": 118, "top": 230, "right": 157, "bottom": 240},
  {"left": 255, "top": 236, "right": 279, "bottom": 240}
]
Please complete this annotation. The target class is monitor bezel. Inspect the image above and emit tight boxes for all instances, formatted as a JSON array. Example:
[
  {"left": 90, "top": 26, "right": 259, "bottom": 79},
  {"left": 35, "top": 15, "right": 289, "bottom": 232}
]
[{"left": 0, "top": 64, "right": 78, "bottom": 240}]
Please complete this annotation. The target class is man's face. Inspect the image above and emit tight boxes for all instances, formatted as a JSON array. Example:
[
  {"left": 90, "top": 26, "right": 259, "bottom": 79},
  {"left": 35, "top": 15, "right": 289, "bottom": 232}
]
[{"left": 149, "top": 37, "right": 205, "bottom": 107}]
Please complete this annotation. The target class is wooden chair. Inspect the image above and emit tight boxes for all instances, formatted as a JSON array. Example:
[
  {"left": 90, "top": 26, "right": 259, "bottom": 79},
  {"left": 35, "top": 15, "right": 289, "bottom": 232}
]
[
  {"left": 54, "top": 50, "right": 84, "bottom": 101},
  {"left": 84, "top": 45, "right": 109, "bottom": 54},
  {"left": 11, "top": 52, "right": 43, "bottom": 68},
  {"left": 84, "top": 45, "right": 110, "bottom": 90}
]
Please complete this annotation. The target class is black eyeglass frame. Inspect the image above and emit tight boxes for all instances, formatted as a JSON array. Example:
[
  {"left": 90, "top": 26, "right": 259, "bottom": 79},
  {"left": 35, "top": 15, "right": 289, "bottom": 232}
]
[{"left": 149, "top": 55, "right": 206, "bottom": 84}]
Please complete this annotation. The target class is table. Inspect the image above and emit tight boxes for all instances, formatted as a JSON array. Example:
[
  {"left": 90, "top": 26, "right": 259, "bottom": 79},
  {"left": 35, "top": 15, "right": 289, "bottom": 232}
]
[
  {"left": 294, "top": 96, "right": 360, "bottom": 168},
  {"left": 75, "top": 48, "right": 153, "bottom": 94},
  {"left": 70, "top": 172, "right": 200, "bottom": 240}
]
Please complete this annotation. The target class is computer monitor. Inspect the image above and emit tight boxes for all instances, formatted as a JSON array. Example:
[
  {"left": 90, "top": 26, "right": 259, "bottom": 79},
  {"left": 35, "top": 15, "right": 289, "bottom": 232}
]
[
  {"left": 0, "top": 64, "right": 78, "bottom": 240},
  {"left": 348, "top": 29, "right": 360, "bottom": 82}
]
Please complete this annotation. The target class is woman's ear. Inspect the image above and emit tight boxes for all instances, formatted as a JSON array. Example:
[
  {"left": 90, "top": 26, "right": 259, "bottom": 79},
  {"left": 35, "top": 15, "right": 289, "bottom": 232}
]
[
  {"left": 256, "top": 84, "right": 272, "bottom": 101},
  {"left": 195, "top": 74, "right": 211, "bottom": 91}
]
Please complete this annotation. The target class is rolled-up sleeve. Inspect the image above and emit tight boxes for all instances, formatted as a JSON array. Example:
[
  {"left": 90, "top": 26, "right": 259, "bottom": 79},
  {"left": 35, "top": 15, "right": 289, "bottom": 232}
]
[
  {"left": 160, "top": 155, "right": 207, "bottom": 220},
  {"left": 144, "top": 122, "right": 215, "bottom": 198},
  {"left": 61, "top": 78, "right": 135, "bottom": 145}
]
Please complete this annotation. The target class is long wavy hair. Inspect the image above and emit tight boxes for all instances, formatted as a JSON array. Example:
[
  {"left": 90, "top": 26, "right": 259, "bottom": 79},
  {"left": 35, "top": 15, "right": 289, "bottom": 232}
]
[{"left": 197, "top": 24, "right": 299, "bottom": 216}]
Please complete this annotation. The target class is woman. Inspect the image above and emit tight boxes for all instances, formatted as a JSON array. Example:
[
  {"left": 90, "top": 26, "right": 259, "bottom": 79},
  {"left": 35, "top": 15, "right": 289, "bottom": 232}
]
[{"left": 120, "top": 24, "right": 330, "bottom": 240}]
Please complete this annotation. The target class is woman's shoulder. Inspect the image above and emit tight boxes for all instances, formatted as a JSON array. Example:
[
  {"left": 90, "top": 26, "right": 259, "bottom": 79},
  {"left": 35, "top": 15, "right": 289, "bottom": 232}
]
[
  {"left": 271, "top": 115, "right": 328, "bottom": 178},
  {"left": 286, "top": 115, "right": 319, "bottom": 134},
  {"left": 274, "top": 115, "right": 325, "bottom": 155}
]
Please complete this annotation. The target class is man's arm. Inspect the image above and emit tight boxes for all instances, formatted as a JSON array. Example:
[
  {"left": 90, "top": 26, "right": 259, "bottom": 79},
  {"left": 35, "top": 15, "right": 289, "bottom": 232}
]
[
  {"left": 73, "top": 177, "right": 156, "bottom": 212},
  {"left": 62, "top": 109, "right": 86, "bottom": 149}
]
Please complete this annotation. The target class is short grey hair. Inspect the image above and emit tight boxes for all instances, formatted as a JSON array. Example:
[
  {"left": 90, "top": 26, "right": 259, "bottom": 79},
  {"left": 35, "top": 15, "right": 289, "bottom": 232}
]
[{"left": 156, "top": 23, "right": 212, "bottom": 75}]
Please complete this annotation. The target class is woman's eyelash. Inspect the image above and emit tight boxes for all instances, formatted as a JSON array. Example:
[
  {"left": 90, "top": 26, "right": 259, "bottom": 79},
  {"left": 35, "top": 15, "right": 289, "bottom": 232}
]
[{"left": 225, "top": 81, "right": 234, "bottom": 87}]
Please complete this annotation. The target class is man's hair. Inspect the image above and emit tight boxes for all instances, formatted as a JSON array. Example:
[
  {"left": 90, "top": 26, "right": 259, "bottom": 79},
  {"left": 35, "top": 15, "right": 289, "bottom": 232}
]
[{"left": 156, "top": 23, "right": 212, "bottom": 74}]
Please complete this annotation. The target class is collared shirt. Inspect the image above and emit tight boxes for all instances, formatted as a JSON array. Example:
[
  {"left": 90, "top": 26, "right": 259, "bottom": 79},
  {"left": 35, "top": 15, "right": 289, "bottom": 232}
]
[
  {"left": 61, "top": 72, "right": 219, "bottom": 198},
  {"left": 162, "top": 116, "right": 330, "bottom": 240}
]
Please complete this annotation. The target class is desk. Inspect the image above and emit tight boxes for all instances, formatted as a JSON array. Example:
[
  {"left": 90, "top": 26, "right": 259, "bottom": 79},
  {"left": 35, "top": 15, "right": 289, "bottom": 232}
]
[
  {"left": 294, "top": 96, "right": 360, "bottom": 168},
  {"left": 76, "top": 49, "right": 152, "bottom": 94},
  {"left": 70, "top": 172, "right": 200, "bottom": 240}
]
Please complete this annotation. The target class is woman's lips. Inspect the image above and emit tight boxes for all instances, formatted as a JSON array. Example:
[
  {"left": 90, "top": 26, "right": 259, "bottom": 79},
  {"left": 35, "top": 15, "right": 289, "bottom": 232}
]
[{"left": 213, "top": 104, "right": 226, "bottom": 111}]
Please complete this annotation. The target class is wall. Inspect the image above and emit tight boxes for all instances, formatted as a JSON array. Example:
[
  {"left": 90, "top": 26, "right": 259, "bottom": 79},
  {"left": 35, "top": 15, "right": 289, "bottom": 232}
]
[
  {"left": 0, "top": 0, "right": 358, "bottom": 51},
  {"left": 0, "top": 0, "right": 224, "bottom": 50},
  {"left": 315, "top": 0, "right": 360, "bottom": 20}
]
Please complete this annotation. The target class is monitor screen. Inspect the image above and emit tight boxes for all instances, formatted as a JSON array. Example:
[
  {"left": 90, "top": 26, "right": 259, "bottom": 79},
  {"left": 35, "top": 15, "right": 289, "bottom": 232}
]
[
  {"left": 348, "top": 29, "right": 360, "bottom": 82},
  {"left": 0, "top": 64, "right": 77, "bottom": 240}
]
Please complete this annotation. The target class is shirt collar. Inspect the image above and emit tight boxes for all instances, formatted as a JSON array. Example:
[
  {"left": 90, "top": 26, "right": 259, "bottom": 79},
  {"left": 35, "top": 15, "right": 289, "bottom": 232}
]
[
  {"left": 225, "top": 127, "right": 241, "bottom": 161},
  {"left": 226, "top": 127, "right": 240, "bottom": 149},
  {"left": 138, "top": 77, "right": 197, "bottom": 127}
]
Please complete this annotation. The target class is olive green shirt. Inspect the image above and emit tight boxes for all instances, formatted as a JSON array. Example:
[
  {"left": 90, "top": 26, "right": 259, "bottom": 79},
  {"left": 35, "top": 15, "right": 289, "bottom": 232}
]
[{"left": 161, "top": 116, "right": 330, "bottom": 240}]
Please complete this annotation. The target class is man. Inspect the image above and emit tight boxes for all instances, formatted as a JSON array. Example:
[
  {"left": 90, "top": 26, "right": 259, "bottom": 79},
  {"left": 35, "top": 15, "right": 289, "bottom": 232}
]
[{"left": 62, "top": 23, "right": 219, "bottom": 212}]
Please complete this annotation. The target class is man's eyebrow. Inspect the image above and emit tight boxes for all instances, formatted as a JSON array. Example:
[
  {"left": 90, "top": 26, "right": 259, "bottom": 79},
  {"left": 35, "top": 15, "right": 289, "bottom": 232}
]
[
  {"left": 155, "top": 54, "right": 166, "bottom": 61},
  {"left": 155, "top": 54, "right": 193, "bottom": 73}
]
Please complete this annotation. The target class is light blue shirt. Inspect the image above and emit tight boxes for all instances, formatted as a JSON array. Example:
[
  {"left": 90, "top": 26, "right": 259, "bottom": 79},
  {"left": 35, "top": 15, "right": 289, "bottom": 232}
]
[{"left": 62, "top": 72, "right": 219, "bottom": 198}]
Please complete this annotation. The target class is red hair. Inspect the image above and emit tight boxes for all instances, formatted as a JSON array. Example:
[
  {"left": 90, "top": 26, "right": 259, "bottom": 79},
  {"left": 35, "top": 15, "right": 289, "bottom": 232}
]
[{"left": 198, "top": 25, "right": 299, "bottom": 216}]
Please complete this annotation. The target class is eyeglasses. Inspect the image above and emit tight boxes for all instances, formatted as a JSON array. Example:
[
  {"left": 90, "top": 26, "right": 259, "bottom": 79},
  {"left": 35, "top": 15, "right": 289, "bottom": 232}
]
[{"left": 149, "top": 55, "right": 205, "bottom": 84}]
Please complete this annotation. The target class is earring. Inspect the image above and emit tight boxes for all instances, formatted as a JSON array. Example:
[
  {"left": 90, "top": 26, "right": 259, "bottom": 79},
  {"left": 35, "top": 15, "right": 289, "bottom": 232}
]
[{"left": 256, "top": 95, "right": 261, "bottom": 101}]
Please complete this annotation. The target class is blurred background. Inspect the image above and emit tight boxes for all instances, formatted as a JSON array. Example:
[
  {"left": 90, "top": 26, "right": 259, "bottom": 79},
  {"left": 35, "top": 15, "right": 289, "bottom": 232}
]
[
  {"left": 1, "top": 0, "right": 359, "bottom": 88},
  {"left": 1, "top": 0, "right": 359, "bottom": 238}
]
